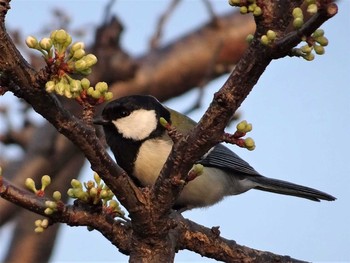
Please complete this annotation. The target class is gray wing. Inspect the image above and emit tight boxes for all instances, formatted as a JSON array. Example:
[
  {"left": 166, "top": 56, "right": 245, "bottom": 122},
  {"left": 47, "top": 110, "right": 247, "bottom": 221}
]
[{"left": 197, "top": 144, "right": 261, "bottom": 176}]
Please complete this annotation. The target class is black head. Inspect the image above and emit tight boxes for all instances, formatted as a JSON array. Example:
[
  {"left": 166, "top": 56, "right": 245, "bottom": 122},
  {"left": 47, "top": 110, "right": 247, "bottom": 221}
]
[{"left": 94, "top": 95, "right": 171, "bottom": 141}]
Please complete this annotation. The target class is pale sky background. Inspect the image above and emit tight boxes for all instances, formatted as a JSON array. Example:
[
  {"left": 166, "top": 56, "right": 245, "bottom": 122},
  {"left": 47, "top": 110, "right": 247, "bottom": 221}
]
[{"left": 0, "top": 1, "right": 349, "bottom": 262}]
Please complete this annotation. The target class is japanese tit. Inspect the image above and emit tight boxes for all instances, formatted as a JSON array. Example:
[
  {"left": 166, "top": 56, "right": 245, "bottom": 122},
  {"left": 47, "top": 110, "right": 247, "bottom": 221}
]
[{"left": 94, "top": 95, "right": 335, "bottom": 211}]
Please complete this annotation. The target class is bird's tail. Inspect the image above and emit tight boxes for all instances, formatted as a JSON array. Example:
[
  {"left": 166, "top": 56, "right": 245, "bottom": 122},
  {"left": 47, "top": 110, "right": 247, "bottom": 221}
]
[{"left": 250, "top": 176, "right": 336, "bottom": 201}]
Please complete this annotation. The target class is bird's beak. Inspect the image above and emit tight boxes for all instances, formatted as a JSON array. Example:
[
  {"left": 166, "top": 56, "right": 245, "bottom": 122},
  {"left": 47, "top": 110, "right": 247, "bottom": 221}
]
[{"left": 93, "top": 117, "right": 110, "bottom": 126}]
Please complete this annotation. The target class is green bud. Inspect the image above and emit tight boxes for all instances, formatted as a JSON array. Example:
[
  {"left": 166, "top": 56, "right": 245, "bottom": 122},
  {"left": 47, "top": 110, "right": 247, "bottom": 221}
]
[
  {"left": 71, "top": 41, "right": 85, "bottom": 52},
  {"left": 236, "top": 120, "right": 247, "bottom": 132},
  {"left": 41, "top": 219, "right": 49, "bottom": 228},
  {"left": 35, "top": 219, "right": 42, "bottom": 227},
  {"left": 304, "top": 52, "right": 315, "bottom": 61},
  {"left": 83, "top": 54, "right": 98, "bottom": 67},
  {"left": 45, "top": 81, "right": 56, "bottom": 93},
  {"left": 89, "top": 187, "right": 98, "bottom": 197},
  {"left": 248, "top": 3, "right": 256, "bottom": 12},
  {"left": 313, "top": 29, "right": 324, "bottom": 38},
  {"left": 240, "top": 6, "right": 248, "bottom": 14},
  {"left": 99, "top": 189, "right": 108, "bottom": 199},
  {"left": 64, "top": 89, "right": 73, "bottom": 99},
  {"left": 292, "top": 7, "right": 303, "bottom": 18},
  {"left": 87, "top": 86, "right": 94, "bottom": 96},
  {"left": 293, "top": 17, "right": 304, "bottom": 29},
  {"left": 307, "top": 4, "right": 317, "bottom": 14},
  {"left": 45, "top": 200, "right": 57, "bottom": 209},
  {"left": 74, "top": 59, "right": 88, "bottom": 71},
  {"left": 246, "top": 34, "right": 254, "bottom": 43},
  {"left": 67, "top": 188, "right": 75, "bottom": 197},
  {"left": 41, "top": 175, "right": 51, "bottom": 190},
  {"left": 91, "top": 90, "right": 101, "bottom": 99},
  {"left": 301, "top": 44, "right": 312, "bottom": 54},
  {"left": 25, "top": 36, "right": 38, "bottom": 49},
  {"left": 35, "top": 226, "right": 44, "bottom": 233},
  {"left": 253, "top": 6, "right": 262, "bottom": 16},
  {"left": 104, "top": 92, "right": 113, "bottom": 101},
  {"left": 44, "top": 208, "right": 54, "bottom": 215},
  {"left": 245, "top": 123, "right": 253, "bottom": 132},
  {"left": 316, "top": 36, "right": 328, "bottom": 46},
  {"left": 70, "top": 79, "right": 82, "bottom": 92},
  {"left": 74, "top": 189, "right": 89, "bottom": 201},
  {"left": 39, "top": 38, "right": 53, "bottom": 51},
  {"left": 314, "top": 45, "right": 325, "bottom": 55},
  {"left": 94, "top": 172, "right": 101, "bottom": 185},
  {"left": 79, "top": 68, "right": 92, "bottom": 76},
  {"left": 53, "top": 191, "right": 62, "bottom": 201},
  {"left": 55, "top": 82, "right": 65, "bottom": 95},
  {"left": 260, "top": 35, "right": 269, "bottom": 45},
  {"left": 25, "top": 178, "right": 37, "bottom": 193},
  {"left": 50, "top": 30, "right": 58, "bottom": 41},
  {"left": 81, "top": 78, "right": 90, "bottom": 89},
  {"left": 54, "top": 29, "right": 69, "bottom": 44},
  {"left": 228, "top": 0, "right": 240, "bottom": 6},
  {"left": 245, "top": 137, "right": 255, "bottom": 150},
  {"left": 159, "top": 117, "right": 169, "bottom": 128},
  {"left": 266, "top": 30, "right": 276, "bottom": 41},
  {"left": 108, "top": 200, "right": 119, "bottom": 209},
  {"left": 95, "top": 82, "right": 108, "bottom": 93},
  {"left": 73, "top": 49, "right": 85, "bottom": 60},
  {"left": 71, "top": 179, "right": 82, "bottom": 189},
  {"left": 192, "top": 164, "right": 204, "bottom": 175}
]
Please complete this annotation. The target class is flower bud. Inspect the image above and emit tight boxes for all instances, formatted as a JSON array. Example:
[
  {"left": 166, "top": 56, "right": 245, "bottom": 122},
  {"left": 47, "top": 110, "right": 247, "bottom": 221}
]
[
  {"left": 54, "top": 29, "right": 69, "bottom": 44},
  {"left": 70, "top": 79, "right": 82, "bottom": 92},
  {"left": 81, "top": 78, "right": 90, "bottom": 89},
  {"left": 73, "top": 48, "right": 85, "bottom": 60},
  {"left": 45, "top": 81, "right": 56, "bottom": 93},
  {"left": 39, "top": 37, "right": 53, "bottom": 51},
  {"left": 314, "top": 45, "right": 325, "bottom": 55},
  {"left": 253, "top": 6, "right": 262, "bottom": 16},
  {"left": 104, "top": 92, "right": 113, "bottom": 101},
  {"left": 74, "top": 59, "right": 87, "bottom": 71},
  {"left": 84, "top": 54, "right": 98, "bottom": 67},
  {"left": 71, "top": 179, "right": 82, "bottom": 189},
  {"left": 71, "top": 41, "right": 85, "bottom": 52},
  {"left": 292, "top": 7, "right": 303, "bottom": 18},
  {"left": 25, "top": 178, "right": 37, "bottom": 193},
  {"left": 266, "top": 30, "right": 276, "bottom": 41},
  {"left": 91, "top": 90, "right": 101, "bottom": 99},
  {"left": 53, "top": 191, "right": 62, "bottom": 201},
  {"left": 293, "top": 17, "right": 304, "bottom": 29},
  {"left": 41, "top": 175, "right": 51, "bottom": 190},
  {"left": 25, "top": 36, "right": 38, "bottom": 49},
  {"left": 95, "top": 82, "right": 108, "bottom": 93}
]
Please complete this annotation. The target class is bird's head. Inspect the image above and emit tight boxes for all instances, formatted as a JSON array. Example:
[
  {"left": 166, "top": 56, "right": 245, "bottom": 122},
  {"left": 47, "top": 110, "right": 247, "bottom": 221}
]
[{"left": 94, "top": 95, "right": 171, "bottom": 142}]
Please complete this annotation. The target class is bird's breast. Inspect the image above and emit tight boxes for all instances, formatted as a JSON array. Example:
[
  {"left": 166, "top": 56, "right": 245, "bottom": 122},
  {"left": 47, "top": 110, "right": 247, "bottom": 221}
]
[{"left": 133, "top": 139, "right": 172, "bottom": 186}]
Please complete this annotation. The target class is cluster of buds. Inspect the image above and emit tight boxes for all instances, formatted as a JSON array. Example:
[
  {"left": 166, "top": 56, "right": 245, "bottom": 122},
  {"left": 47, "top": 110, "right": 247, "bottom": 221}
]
[
  {"left": 44, "top": 191, "right": 62, "bottom": 215},
  {"left": 25, "top": 29, "right": 112, "bottom": 104},
  {"left": 295, "top": 29, "right": 328, "bottom": 61},
  {"left": 34, "top": 219, "right": 49, "bottom": 233},
  {"left": 228, "top": 0, "right": 262, "bottom": 16},
  {"left": 25, "top": 175, "right": 51, "bottom": 197},
  {"left": 260, "top": 30, "right": 277, "bottom": 46},
  {"left": 67, "top": 173, "right": 124, "bottom": 217},
  {"left": 292, "top": 1, "right": 318, "bottom": 30},
  {"left": 223, "top": 120, "right": 255, "bottom": 151}
]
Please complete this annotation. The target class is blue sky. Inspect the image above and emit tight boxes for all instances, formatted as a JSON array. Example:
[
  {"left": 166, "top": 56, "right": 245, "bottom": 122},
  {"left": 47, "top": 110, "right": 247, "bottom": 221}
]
[{"left": 1, "top": 1, "right": 349, "bottom": 262}]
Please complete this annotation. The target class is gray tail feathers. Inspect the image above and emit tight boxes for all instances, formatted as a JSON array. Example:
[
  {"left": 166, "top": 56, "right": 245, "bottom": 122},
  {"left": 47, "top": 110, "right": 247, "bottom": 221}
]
[{"left": 250, "top": 176, "right": 336, "bottom": 201}]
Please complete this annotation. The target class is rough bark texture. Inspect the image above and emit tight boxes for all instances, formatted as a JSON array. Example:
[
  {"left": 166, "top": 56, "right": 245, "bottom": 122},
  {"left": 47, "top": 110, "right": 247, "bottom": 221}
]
[{"left": 0, "top": 0, "right": 337, "bottom": 262}]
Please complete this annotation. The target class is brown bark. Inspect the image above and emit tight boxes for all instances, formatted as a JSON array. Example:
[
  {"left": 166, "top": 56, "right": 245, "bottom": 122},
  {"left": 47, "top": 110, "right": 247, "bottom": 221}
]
[{"left": 0, "top": 0, "right": 338, "bottom": 262}]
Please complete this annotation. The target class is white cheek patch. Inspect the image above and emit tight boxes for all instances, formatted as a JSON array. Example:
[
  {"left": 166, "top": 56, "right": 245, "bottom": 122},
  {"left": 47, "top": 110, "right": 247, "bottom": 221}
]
[{"left": 112, "top": 109, "right": 158, "bottom": 141}]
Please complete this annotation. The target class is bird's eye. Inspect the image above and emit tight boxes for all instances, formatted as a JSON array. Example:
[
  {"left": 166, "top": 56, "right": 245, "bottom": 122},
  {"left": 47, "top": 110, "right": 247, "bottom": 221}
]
[{"left": 119, "top": 109, "right": 130, "bottom": 118}]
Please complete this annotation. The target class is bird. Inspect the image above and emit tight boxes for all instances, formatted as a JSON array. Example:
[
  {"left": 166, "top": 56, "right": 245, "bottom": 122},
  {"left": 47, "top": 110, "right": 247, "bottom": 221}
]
[{"left": 94, "top": 95, "right": 336, "bottom": 211}]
